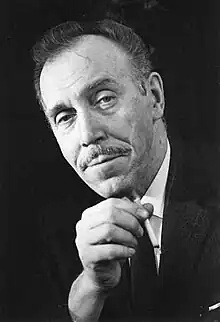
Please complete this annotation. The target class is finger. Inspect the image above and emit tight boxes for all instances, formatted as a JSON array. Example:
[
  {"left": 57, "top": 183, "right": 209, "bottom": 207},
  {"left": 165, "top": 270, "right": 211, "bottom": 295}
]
[
  {"left": 142, "top": 203, "right": 154, "bottom": 218},
  {"left": 109, "top": 198, "right": 150, "bottom": 222},
  {"left": 80, "top": 208, "right": 144, "bottom": 238},
  {"left": 130, "top": 197, "right": 154, "bottom": 221},
  {"left": 87, "top": 223, "right": 138, "bottom": 248},
  {"left": 82, "top": 198, "right": 149, "bottom": 222},
  {"left": 85, "top": 244, "right": 136, "bottom": 263}
]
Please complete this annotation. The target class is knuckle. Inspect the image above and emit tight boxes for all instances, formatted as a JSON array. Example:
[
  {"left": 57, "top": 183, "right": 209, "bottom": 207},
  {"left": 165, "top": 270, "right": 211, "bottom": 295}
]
[
  {"left": 106, "top": 197, "right": 116, "bottom": 208},
  {"left": 75, "top": 224, "right": 88, "bottom": 248},
  {"left": 81, "top": 207, "right": 90, "bottom": 220},
  {"left": 75, "top": 235, "right": 84, "bottom": 250},
  {"left": 103, "top": 223, "right": 114, "bottom": 242},
  {"left": 107, "top": 246, "right": 115, "bottom": 260},
  {"left": 75, "top": 220, "right": 82, "bottom": 233}
]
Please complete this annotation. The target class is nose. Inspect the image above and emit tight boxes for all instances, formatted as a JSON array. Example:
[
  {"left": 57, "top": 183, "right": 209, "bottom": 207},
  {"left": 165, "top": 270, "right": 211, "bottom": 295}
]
[{"left": 78, "top": 109, "right": 107, "bottom": 147}]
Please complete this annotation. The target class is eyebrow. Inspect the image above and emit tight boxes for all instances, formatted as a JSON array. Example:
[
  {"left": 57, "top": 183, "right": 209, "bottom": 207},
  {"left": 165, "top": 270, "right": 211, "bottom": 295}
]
[
  {"left": 46, "top": 77, "right": 121, "bottom": 119},
  {"left": 76, "top": 77, "right": 122, "bottom": 103},
  {"left": 82, "top": 77, "right": 120, "bottom": 94},
  {"left": 46, "top": 103, "right": 70, "bottom": 120}
]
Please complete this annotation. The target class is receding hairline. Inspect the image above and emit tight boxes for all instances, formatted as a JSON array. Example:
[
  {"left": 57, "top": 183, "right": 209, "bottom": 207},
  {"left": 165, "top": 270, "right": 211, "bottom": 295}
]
[
  {"left": 39, "top": 33, "right": 144, "bottom": 110},
  {"left": 41, "top": 33, "right": 138, "bottom": 77},
  {"left": 34, "top": 19, "right": 153, "bottom": 111}
]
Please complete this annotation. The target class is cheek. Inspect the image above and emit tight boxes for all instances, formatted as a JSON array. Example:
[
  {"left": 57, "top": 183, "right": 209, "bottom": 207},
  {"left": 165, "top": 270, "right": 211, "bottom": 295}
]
[
  {"left": 55, "top": 132, "right": 80, "bottom": 169},
  {"left": 123, "top": 100, "right": 154, "bottom": 155},
  {"left": 130, "top": 119, "right": 153, "bottom": 158},
  {"left": 138, "top": 115, "right": 154, "bottom": 148}
]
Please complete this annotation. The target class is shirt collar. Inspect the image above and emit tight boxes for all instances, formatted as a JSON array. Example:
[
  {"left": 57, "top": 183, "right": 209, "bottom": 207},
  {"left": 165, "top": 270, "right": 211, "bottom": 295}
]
[{"left": 141, "top": 140, "right": 171, "bottom": 218}]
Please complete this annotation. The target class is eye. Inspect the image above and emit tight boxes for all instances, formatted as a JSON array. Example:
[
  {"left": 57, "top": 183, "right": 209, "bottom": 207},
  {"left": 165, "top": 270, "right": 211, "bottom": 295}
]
[
  {"left": 95, "top": 91, "right": 117, "bottom": 109},
  {"left": 55, "top": 109, "right": 77, "bottom": 126}
]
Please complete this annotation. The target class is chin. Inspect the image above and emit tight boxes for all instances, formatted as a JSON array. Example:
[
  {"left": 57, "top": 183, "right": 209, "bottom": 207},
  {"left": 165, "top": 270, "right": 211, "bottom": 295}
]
[{"left": 86, "top": 175, "right": 134, "bottom": 200}]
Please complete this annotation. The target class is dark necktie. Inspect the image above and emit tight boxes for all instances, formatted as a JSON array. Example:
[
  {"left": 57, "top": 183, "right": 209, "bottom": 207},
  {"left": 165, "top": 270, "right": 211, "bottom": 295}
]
[{"left": 130, "top": 228, "right": 160, "bottom": 318}]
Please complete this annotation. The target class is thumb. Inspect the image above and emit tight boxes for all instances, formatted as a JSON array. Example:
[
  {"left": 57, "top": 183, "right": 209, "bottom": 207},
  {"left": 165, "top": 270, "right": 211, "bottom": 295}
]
[{"left": 142, "top": 203, "right": 154, "bottom": 219}]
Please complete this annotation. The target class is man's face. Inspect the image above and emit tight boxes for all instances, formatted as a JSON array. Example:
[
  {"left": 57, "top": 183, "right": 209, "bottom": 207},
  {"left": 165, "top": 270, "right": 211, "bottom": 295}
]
[{"left": 40, "top": 35, "right": 163, "bottom": 198}]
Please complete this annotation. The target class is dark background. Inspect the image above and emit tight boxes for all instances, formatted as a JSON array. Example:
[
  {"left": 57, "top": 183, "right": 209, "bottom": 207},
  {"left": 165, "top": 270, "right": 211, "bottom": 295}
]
[{"left": 2, "top": 0, "right": 220, "bottom": 320}]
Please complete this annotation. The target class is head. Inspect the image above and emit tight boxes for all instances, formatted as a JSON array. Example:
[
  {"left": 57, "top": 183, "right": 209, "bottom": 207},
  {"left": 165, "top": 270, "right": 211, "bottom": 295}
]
[{"left": 33, "top": 19, "right": 167, "bottom": 200}]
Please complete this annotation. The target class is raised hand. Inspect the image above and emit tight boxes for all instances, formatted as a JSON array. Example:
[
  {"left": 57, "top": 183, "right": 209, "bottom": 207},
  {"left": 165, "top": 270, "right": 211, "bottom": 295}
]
[{"left": 75, "top": 197, "right": 150, "bottom": 291}]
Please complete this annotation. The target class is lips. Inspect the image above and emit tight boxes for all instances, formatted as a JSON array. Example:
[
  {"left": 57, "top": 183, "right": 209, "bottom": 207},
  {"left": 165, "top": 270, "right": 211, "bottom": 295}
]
[
  {"left": 88, "top": 154, "right": 122, "bottom": 167},
  {"left": 79, "top": 147, "right": 131, "bottom": 171}
]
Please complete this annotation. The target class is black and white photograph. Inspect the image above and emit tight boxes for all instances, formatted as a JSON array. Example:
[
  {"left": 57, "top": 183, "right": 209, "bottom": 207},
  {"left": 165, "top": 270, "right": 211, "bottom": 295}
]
[{"left": 4, "top": 0, "right": 220, "bottom": 321}]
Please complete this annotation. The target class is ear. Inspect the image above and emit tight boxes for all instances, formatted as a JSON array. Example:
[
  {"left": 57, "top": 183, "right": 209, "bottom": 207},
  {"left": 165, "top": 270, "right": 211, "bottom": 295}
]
[{"left": 146, "top": 71, "right": 165, "bottom": 121}]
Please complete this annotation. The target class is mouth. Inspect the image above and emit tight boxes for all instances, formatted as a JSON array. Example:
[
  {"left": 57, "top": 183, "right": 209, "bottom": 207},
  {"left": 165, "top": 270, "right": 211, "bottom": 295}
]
[
  {"left": 79, "top": 147, "right": 132, "bottom": 172},
  {"left": 88, "top": 154, "right": 124, "bottom": 167}
]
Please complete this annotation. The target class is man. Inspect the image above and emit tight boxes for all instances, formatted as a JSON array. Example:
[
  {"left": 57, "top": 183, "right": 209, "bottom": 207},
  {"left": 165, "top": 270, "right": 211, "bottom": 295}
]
[{"left": 33, "top": 19, "right": 220, "bottom": 321}]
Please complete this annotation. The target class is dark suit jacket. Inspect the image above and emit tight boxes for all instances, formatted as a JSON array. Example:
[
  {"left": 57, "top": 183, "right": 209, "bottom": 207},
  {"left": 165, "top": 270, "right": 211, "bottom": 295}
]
[
  {"left": 101, "top": 172, "right": 220, "bottom": 321},
  {"left": 18, "top": 140, "right": 220, "bottom": 321},
  {"left": 96, "top": 141, "right": 220, "bottom": 321}
]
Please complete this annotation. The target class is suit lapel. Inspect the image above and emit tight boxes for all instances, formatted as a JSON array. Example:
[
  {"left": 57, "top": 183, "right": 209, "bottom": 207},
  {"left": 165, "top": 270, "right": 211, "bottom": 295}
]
[
  {"left": 160, "top": 139, "right": 211, "bottom": 280},
  {"left": 160, "top": 200, "right": 210, "bottom": 280},
  {"left": 158, "top": 142, "right": 212, "bottom": 313}
]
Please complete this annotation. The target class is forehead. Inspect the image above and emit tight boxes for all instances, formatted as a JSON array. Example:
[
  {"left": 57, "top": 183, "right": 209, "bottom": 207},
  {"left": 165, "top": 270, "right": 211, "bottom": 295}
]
[{"left": 40, "top": 35, "right": 132, "bottom": 109}]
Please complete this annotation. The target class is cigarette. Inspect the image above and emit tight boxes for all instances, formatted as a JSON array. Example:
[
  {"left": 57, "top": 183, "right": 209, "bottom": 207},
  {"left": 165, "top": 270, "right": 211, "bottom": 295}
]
[
  {"left": 144, "top": 217, "right": 159, "bottom": 247},
  {"left": 126, "top": 193, "right": 159, "bottom": 267}
]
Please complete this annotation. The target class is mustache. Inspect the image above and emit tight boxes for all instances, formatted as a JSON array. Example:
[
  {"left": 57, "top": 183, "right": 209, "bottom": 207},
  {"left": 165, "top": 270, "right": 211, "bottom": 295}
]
[{"left": 79, "top": 145, "right": 131, "bottom": 170}]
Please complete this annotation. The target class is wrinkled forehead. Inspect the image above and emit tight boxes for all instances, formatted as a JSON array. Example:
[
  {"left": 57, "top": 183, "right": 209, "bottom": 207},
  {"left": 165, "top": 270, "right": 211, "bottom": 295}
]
[{"left": 40, "top": 35, "right": 132, "bottom": 107}]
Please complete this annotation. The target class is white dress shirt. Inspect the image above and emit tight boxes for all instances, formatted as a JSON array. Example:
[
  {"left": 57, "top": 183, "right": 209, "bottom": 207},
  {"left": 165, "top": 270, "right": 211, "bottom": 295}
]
[{"left": 140, "top": 140, "right": 171, "bottom": 270}]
